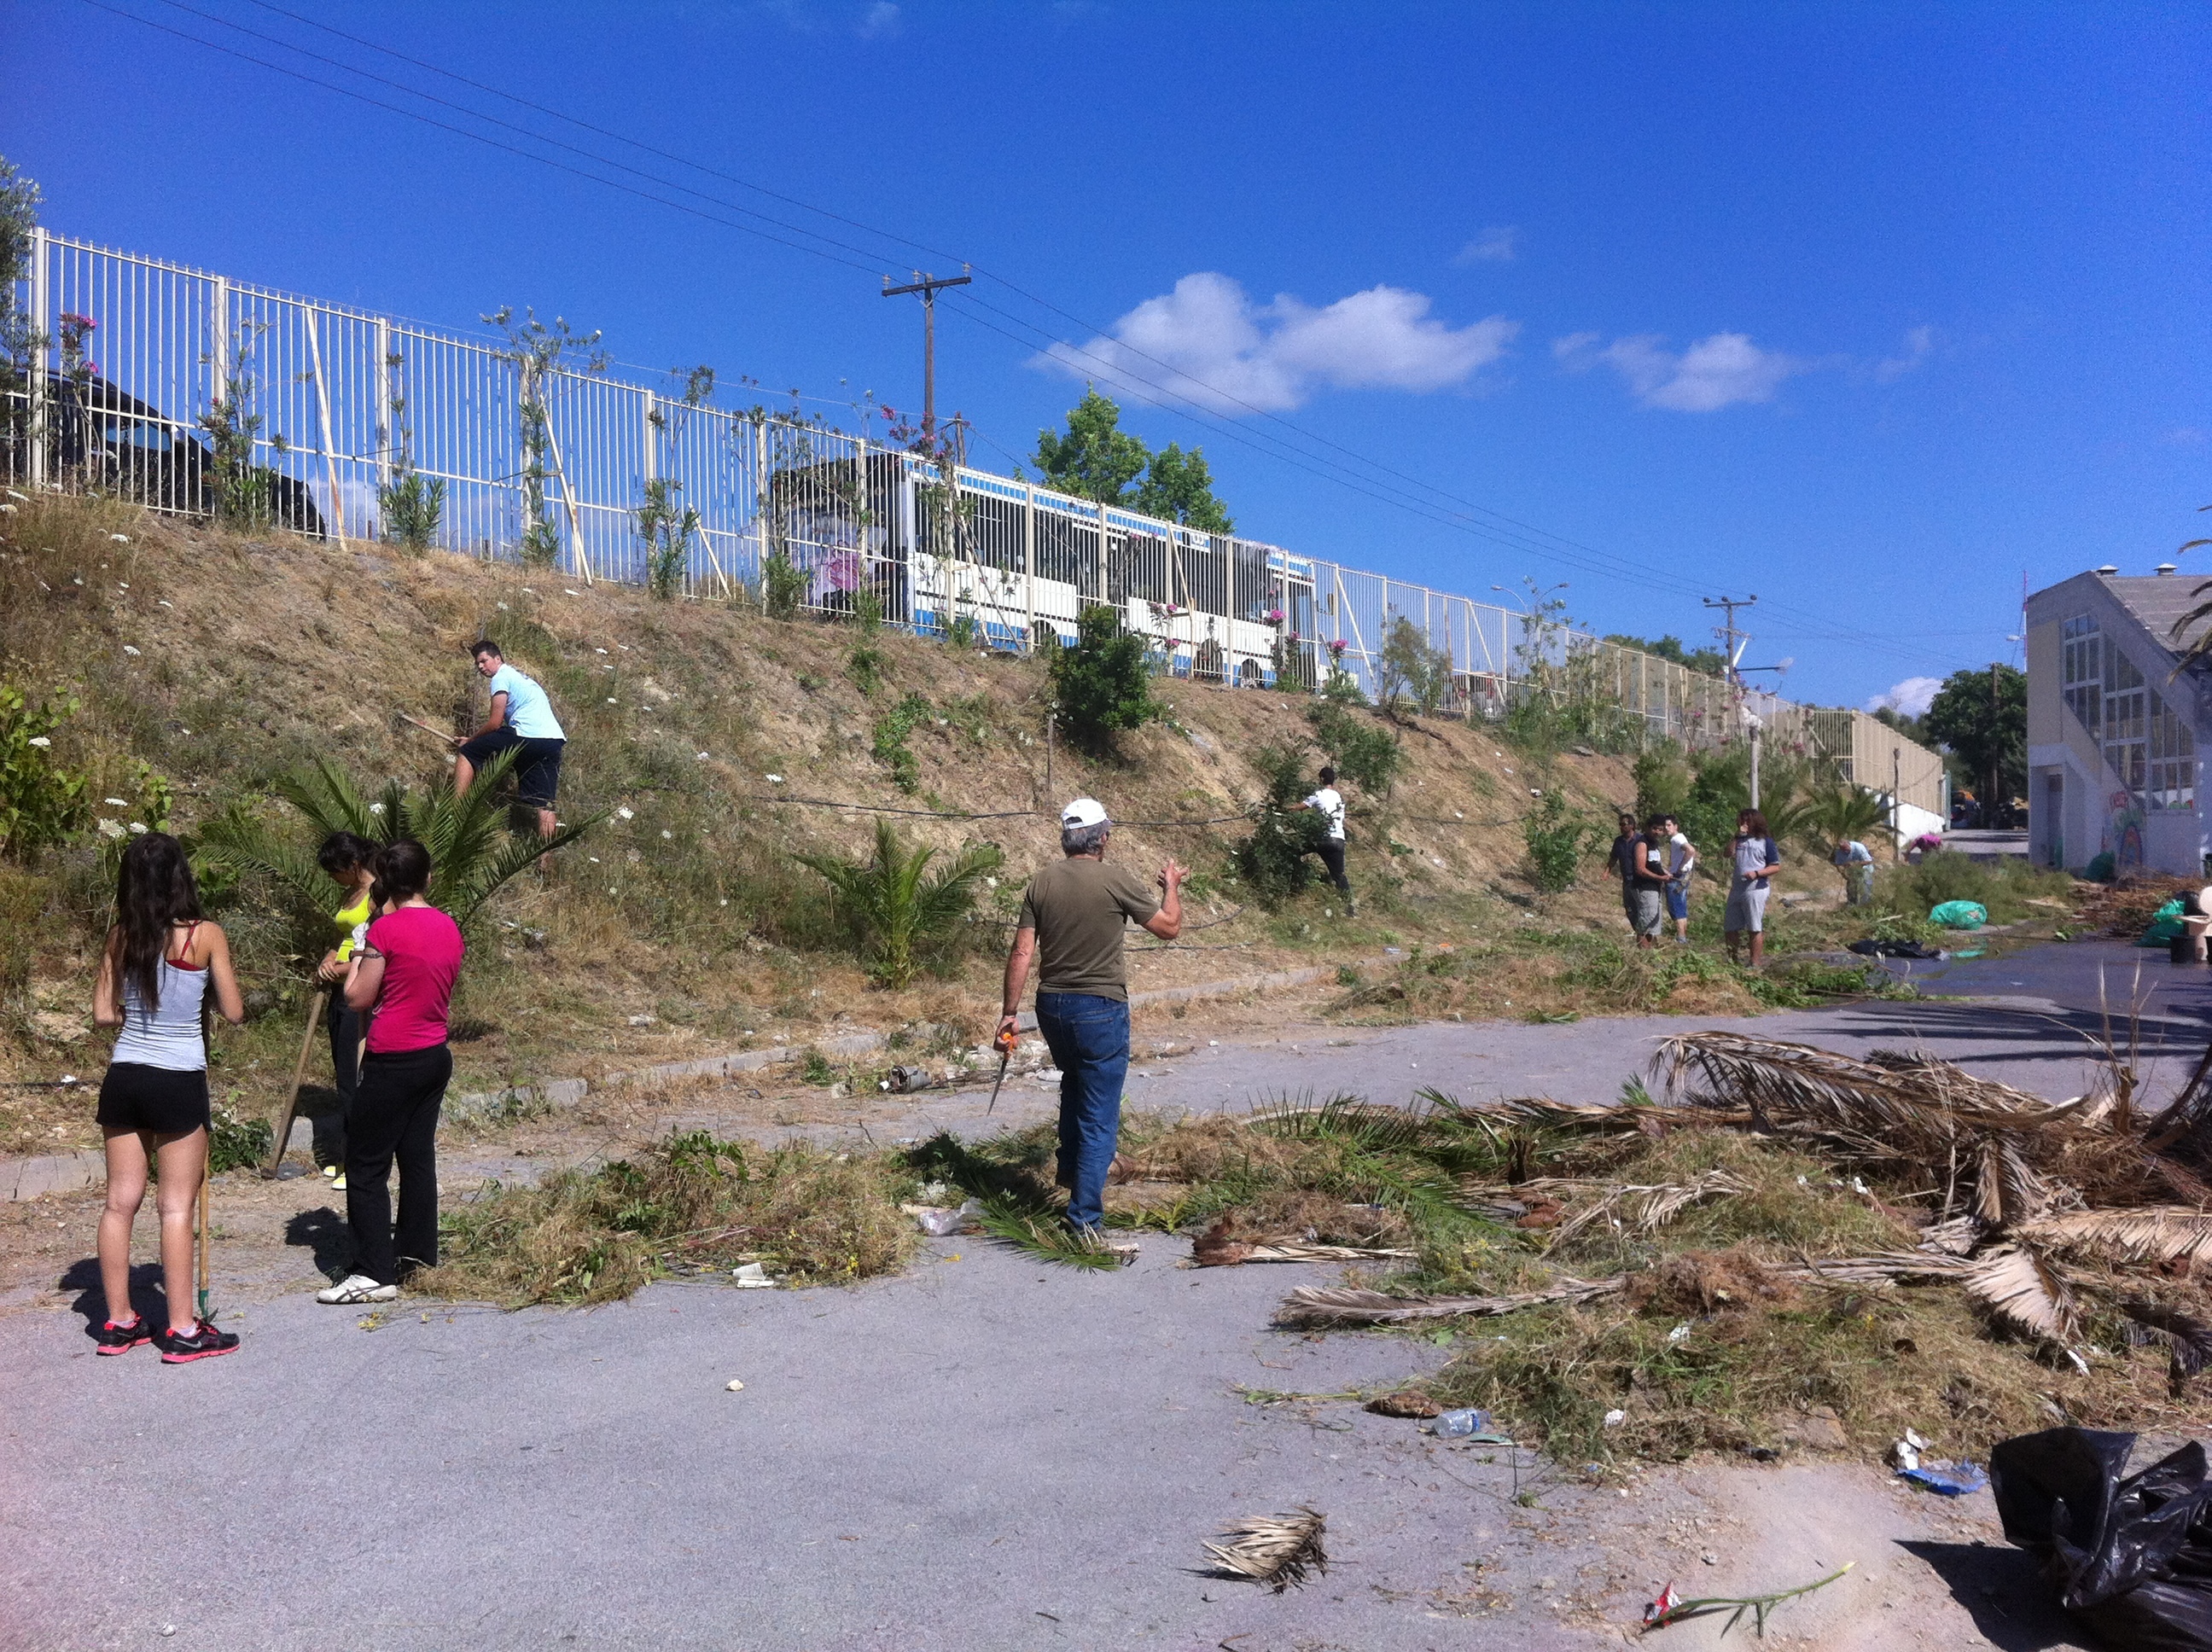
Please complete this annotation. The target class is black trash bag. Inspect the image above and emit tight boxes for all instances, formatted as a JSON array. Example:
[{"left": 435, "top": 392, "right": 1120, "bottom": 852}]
[
  {"left": 1991, "top": 1428, "right": 2212, "bottom": 1649},
  {"left": 1846, "top": 938, "right": 1946, "bottom": 960}
]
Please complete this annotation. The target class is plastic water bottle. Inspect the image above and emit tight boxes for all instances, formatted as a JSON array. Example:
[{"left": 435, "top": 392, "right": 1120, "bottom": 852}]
[{"left": 1429, "top": 1408, "right": 1492, "bottom": 1438}]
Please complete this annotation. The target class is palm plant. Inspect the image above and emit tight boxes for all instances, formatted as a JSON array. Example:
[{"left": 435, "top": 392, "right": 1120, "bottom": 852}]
[
  {"left": 793, "top": 819, "right": 1002, "bottom": 988},
  {"left": 203, "top": 748, "right": 598, "bottom": 939},
  {"left": 1788, "top": 784, "right": 1894, "bottom": 895}
]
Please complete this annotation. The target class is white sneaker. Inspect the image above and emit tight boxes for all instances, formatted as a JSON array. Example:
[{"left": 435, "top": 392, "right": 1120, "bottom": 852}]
[{"left": 316, "top": 1274, "right": 399, "bottom": 1304}]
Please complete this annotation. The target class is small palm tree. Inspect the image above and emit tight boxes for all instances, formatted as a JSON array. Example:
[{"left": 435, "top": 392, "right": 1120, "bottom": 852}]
[
  {"left": 205, "top": 748, "right": 598, "bottom": 938},
  {"left": 1790, "top": 785, "right": 1894, "bottom": 897},
  {"left": 795, "top": 819, "right": 1004, "bottom": 988}
]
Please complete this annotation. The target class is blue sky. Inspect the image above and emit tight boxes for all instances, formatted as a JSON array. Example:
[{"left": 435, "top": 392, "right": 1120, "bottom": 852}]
[{"left": 4, "top": 0, "right": 2206, "bottom": 711}]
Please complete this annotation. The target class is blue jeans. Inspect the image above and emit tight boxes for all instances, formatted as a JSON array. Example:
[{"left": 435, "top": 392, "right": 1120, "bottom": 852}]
[
  {"left": 1665, "top": 880, "right": 1690, "bottom": 922},
  {"left": 1034, "top": 992, "right": 1131, "bottom": 1231}
]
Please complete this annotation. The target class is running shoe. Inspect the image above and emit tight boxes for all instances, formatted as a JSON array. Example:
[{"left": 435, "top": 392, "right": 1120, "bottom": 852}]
[
  {"left": 94, "top": 1315, "right": 153, "bottom": 1355},
  {"left": 316, "top": 1274, "right": 399, "bottom": 1304},
  {"left": 157, "top": 1321, "right": 240, "bottom": 1363}
]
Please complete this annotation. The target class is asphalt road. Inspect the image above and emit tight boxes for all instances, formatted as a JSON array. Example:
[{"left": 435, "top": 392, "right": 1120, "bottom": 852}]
[{"left": 5, "top": 939, "right": 2187, "bottom": 1652}]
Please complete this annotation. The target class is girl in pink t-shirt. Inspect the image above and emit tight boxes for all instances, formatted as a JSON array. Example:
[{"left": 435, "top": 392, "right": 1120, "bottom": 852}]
[{"left": 317, "top": 839, "right": 465, "bottom": 1304}]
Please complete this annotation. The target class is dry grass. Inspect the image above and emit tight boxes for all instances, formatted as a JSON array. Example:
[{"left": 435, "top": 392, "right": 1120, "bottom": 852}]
[
  {"left": 415, "top": 1129, "right": 918, "bottom": 1305},
  {"left": 3, "top": 492, "right": 1674, "bottom": 1150}
]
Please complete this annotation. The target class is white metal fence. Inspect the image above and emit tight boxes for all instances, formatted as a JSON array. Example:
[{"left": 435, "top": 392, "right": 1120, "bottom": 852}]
[{"left": 2, "top": 229, "right": 1944, "bottom": 813}]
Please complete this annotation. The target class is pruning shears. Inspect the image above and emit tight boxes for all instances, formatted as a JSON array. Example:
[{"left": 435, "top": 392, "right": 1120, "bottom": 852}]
[{"left": 985, "top": 1025, "right": 1019, "bottom": 1115}]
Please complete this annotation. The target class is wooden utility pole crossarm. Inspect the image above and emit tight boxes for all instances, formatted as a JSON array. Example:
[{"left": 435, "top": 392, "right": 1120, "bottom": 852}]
[{"left": 881, "top": 269, "right": 972, "bottom": 435}]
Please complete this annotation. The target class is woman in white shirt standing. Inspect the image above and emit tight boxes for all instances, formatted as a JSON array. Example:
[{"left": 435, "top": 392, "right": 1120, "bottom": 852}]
[{"left": 90, "top": 832, "right": 246, "bottom": 1362}]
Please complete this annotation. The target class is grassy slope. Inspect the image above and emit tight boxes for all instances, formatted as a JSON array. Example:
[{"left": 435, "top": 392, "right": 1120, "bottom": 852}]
[{"left": 1, "top": 495, "right": 1830, "bottom": 1152}]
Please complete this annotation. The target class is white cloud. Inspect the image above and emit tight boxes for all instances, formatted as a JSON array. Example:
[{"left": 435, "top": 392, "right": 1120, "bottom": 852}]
[
  {"left": 1866, "top": 676, "right": 1942, "bottom": 718},
  {"left": 1556, "top": 329, "right": 1807, "bottom": 412},
  {"left": 857, "top": 1, "right": 900, "bottom": 37},
  {"left": 1872, "top": 325, "right": 1936, "bottom": 383},
  {"left": 1452, "top": 227, "right": 1518, "bottom": 265},
  {"left": 2165, "top": 427, "right": 2208, "bottom": 447},
  {"left": 1039, "top": 272, "right": 1516, "bottom": 414}
]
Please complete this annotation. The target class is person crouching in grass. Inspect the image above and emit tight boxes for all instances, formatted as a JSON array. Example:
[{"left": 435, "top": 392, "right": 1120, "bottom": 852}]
[
  {"left": 90, "top": 833, "right": 246, "bottom": 1361},
  {"left": 317, "top": 840, "right": 463, "bottom": 1306},
  {"left": 454, "top": 639, "right": 565, "bottom": 840}
]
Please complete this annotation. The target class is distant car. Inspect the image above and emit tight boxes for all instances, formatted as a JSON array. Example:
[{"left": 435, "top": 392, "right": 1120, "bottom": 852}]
[{"left": 34, "top": 369, "right": 323, "bottom": 535}]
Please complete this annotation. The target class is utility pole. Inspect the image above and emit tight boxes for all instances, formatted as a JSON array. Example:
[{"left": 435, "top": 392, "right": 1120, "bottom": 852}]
[
  {"left": 1990, "top": 661, "right": 2002, "bottom": 828},
  {"left": 1704, "top": 594, "right": 1759, "bottom": 803},
  {"left": 881, "top": 267, "right": 971, "bottom": 438}
]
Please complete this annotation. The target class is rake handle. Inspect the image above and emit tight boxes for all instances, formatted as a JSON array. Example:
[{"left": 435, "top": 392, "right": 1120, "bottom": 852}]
[{"left": 264, "top": 991, "right": 329, "bottom": 1178}]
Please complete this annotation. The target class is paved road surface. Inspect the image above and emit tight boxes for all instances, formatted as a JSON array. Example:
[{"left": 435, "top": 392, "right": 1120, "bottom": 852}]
[{"left": 9, "top": 939, "right": 2193, "bottom": 1651}]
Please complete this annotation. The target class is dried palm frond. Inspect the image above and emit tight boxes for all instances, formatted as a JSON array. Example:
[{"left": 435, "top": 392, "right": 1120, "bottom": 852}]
[
  {"left": 2016, "top": 1207, "right": 2212, "bottom": 1268},
  {"left": 1202, "top": 1508, "right": 1328, "bottom": 1591},
  {"left": 1917, "top": 1215, "right": 1983, "bottom": 1257},
  {"left": 1550, "top": 1170, "right": 1754, "bottom": 1242},
  {"left": 1972, "top": 1133, "right": 2053, "bottom": 1230},
  {"left": 2122, "top": 1300, "right": 2212, "bottom": 1388},
  {"left": 1655, "top": 1032, "right": 2074, "bottom": 1133},
  {"left": 1273, "top": 1277, "right": 1624, "bottom": 1328},
  {"left": 1962, "top": 1244, "right": 2081, "bottom": 1341},
  {"left": 1784, "top": 1252, "right": 1976, "bottom": 1283}
]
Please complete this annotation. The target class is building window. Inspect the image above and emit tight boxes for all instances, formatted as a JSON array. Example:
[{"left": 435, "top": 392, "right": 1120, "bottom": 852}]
[
  {"left": 2062, "top": 614, "right": 2101, "bottom": 736},
  {"left": 2067, "top": 613, "right": 2195, "bottom": 811}
]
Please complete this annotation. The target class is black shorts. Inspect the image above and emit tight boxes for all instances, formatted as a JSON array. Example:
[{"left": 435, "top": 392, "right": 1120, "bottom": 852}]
[
  {"left": 457, "top": 728, "right": 564, "bottom": 807},
  {"left": 96, "top": 1062, "right": 212, "bottom": 1135}
]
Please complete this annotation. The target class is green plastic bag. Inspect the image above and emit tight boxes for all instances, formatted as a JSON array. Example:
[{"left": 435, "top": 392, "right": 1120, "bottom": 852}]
[
  {"left": 1930, "top": 900, "right": 1989, "bottom": 930},
  {"left": 2139, "top": 898, "right": 2188, "bottom": 947}
]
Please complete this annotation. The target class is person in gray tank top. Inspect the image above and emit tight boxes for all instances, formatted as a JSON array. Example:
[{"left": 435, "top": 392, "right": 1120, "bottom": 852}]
[{"left": 90, "top": 833, "right": 246, "bottom": 1362}]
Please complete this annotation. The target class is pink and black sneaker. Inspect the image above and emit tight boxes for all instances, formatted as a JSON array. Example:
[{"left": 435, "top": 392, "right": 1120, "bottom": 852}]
[
  {"left": 94, "top": 1316, "right": 153, "bottom": 1355},
  {"left": 156, "top": 1320, "right": 239, "bottom": 1364}
]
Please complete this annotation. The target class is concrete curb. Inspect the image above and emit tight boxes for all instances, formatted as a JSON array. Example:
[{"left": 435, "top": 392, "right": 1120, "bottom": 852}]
[{"left": 3, "top": 963, "right": 1339, "bottom": 1199}]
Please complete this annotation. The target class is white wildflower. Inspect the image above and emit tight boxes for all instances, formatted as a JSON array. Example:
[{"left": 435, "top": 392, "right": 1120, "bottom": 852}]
[
  {"left": 127, "top": 822, "right": 147, "bottom": 835},
  {"left": 96, "top": 818, "right": 125, "bottom": 840},
  {"left": 661, "top": 829, "right": 673, "bottom": 840},
  {"left": 765, "top": 774, "right": 785, "bottom": 784},
  {"left": 104, "top": 798, "right": 128, "bottom": 806},
  {"left": 696, "top": 751, "right": 709, "bottom": 761},
  {"left": 616, "top": 806, "right": 635, "bottom": 820},
  {"left": 368, "top": 802, "right": 385, "bottom": 814}
]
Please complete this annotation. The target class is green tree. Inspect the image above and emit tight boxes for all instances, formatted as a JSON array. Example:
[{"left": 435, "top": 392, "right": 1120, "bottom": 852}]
[
  {"left": 1131, "top": 441, "right": 1233, "bottom": 532},
  {"left": 1377, "top": 615, "right": 1453, "bottom": 719},
  {"left": 1924, "top": 665, "right": 2027, "bottom": 808},
  {"left": 0, "top": 159, "right": 43, "bottom": 462},
  {"left": 1049, "top": 603, "right": 1161, "bottom": 755},
  {"left": 794, "top": 819, "right": 1002, "bottom": 988},
  {"left": 1033, "top": 387, "right": 1150, "bottom": 505},
  {"left": 1231, "top": 741, "right": 1329, "bottom": 906},
  {"left": 1522, "top": 789, "right": 1600, "bottom": 899}
]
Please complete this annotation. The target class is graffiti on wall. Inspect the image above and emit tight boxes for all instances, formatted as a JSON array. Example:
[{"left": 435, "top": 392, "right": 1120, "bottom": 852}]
[{"left": 2107, "top": 788, "right": 2145, "bottom": 871}]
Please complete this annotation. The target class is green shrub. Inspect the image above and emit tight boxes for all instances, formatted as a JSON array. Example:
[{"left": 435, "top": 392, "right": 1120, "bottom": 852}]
[
  {"left": 0, "top": 684, "right": 89, "bottom": 859},
  {"left": 208, "top": 1103, "right": 273, "bottom": 1173},
  {"left": 870, "top": 693, "right": 931, "bottom": 794},
  {"left": 637, "top": 477, "right": 698, "bottom": 601},
  {"left": 761, "top": 549, "right": 807, "bottom": 620},
  {"left": 1523, "top": 788, "right": 1600, "bottom": 896},
  {"left": 1632, "top": 747, "right": 1691, "bottom": 823},
  {"left": 1307, "top": 691, "right": 1402, "bottom": 796},
  {"left": 379, "top": 471, "right": 446, "bottom": 554},
  {"left": 1049, "top": 603, "right": 1161, "bottom": 756},
  {"left": 1232, "top": 742, "right": 1328, "bottom": 906}
]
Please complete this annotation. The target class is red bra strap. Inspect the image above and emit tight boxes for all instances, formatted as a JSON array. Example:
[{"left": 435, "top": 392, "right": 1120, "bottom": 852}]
[{"left": 172, "top": 920, "right": 200, "bottom": 964}]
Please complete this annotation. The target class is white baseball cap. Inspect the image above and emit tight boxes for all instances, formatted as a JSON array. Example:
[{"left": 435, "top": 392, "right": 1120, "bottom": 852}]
[{"left": 1061, "top": 797, "right": 1110, "bottom": 829}]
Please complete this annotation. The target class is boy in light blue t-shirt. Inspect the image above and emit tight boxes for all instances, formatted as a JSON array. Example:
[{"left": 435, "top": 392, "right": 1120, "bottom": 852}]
[{"left": 455, "top": 640, "right": 566, "bottom": 836}]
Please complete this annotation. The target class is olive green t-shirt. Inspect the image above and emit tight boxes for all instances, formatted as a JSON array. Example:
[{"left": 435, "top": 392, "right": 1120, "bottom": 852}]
[{"left": 1017, "top": 856, "right": 1161, "bottom": 1002}]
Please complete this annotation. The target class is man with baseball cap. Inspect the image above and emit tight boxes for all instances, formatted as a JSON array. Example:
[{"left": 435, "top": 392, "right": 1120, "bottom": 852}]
[{"left": 998, "top": 798, "right": 1185, "bottom": 1242}]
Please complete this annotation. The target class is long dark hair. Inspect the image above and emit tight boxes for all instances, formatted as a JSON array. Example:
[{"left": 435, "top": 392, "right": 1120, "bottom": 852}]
[
  {"left": 370, "top": 838, "right": 434, "bottom": 910},
  {"left": 317, "top": 830, "right": 377, "bottom": 882},
  {"left": 1739, "top": 809, "right": 1771, "bottom": 839},
  {"left": 111, "top": 832, "right": 202, "bottom": 1012}
]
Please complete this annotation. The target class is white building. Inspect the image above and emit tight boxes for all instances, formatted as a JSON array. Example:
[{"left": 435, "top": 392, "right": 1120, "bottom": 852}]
[{"left": 2024, "top": 567, "right": 2208, "bottom": 876}]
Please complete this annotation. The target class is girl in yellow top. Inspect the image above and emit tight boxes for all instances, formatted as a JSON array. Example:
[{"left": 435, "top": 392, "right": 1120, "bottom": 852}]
[{"left": 315, "top": 834, "right": 377, "bottom": 1190}]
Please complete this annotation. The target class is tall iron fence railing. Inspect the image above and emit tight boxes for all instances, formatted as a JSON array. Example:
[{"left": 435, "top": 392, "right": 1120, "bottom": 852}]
[{"left": 1, "top": 229, "right": 1944, "bottom": 814}]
